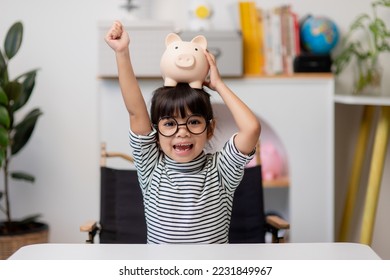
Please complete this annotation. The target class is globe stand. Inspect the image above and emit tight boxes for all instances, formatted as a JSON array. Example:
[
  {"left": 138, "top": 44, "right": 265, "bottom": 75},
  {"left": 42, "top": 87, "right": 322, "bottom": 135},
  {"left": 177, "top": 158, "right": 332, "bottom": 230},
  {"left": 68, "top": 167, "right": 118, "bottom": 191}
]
[{"left": 293, "top": 53, "right": 332, "bottom": 73}]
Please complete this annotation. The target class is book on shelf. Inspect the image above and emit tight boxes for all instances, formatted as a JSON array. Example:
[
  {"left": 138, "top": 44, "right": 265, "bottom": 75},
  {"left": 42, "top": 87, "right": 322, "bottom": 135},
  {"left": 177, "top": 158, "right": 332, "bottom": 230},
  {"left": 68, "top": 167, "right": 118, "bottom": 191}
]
[
  {"left": 279, "top": 5, "right": 294, "bottom": 75},
  {"left": 269, "top": 6, "right": 283, "bottom": 75},
  {"left": 291, "top": 12, "right": 301, "bottom": 58},
  {"left": 238, "top": 2, "right": 301, "bottom": 76},
  {"left": 239, "top": 1, "right": 264, "bottom": 75}
]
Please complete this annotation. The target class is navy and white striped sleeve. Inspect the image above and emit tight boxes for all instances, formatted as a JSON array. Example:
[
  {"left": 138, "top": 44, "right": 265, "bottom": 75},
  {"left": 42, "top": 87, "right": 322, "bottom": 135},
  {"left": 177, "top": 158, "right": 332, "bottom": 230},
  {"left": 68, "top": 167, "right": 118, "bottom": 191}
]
[
  {"left": 217, "top": 134, "right": 256, "bottom": 193},
  {"left": 129, "top": 128, "right": 159, "bottom": 192}
]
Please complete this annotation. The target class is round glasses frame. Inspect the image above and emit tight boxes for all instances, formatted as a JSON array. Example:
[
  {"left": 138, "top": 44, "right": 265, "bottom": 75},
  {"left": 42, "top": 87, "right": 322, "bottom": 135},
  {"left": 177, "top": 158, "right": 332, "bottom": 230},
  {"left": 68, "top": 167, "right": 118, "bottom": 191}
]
[{"left": 154, "top": 114, "right": 210, "bottom": 137}]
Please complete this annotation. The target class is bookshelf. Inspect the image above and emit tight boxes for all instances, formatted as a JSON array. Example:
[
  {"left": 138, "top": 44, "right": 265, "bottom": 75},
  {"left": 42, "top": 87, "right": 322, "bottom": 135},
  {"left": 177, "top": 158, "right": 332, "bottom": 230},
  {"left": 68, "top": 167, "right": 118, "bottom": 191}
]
[{"left": 264, "top": 176, "right": 289, "bottom": 188}]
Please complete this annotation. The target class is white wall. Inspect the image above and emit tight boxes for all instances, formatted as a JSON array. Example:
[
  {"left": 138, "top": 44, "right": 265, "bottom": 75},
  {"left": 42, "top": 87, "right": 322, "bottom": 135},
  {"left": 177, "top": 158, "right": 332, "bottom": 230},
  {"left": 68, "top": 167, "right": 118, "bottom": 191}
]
[{"left": 1, "top": 0, "right": 389, "bottom": 258}]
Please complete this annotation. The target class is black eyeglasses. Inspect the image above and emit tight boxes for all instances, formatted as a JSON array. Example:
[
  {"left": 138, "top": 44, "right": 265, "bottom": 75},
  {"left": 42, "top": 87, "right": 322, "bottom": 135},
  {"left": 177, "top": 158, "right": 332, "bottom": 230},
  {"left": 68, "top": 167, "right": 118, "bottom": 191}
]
[{"left": 155, "top": 114, "right": 209, "bottom": 137}]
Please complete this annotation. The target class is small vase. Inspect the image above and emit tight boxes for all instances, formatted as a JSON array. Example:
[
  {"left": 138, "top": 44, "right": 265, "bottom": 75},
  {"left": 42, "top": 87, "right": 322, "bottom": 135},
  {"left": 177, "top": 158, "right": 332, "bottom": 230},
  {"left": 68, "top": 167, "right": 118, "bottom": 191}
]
[{"left": 353, "top": 58, "right": 383, "bottom": 96}]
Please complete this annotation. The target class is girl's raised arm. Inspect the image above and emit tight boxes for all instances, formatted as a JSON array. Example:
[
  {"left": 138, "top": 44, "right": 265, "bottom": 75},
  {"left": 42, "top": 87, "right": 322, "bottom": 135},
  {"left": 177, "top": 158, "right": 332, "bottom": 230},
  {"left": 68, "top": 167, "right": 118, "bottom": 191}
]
[
  {"left": 105, "top": 21, "right": 151, "bottom": 135},
  {"left": 204, "top": 51, "right": 261, "bottom": 155}
]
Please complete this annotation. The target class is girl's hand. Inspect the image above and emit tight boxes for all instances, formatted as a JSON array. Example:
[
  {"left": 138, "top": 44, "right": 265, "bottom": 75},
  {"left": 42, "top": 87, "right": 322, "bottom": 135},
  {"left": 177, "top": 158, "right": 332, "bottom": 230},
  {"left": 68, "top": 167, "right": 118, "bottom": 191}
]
[
  {"left": 104, "top": 21, "right": 130, "bottom": 52},
  {"left": 203, "top": 50, "right": 224, "bottom": 92}
]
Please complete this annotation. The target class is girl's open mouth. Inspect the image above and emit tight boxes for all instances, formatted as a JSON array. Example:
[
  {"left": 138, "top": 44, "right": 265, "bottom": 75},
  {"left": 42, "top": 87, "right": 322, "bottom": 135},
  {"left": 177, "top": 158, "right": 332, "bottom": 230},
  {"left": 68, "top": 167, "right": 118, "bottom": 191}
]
[{"left": 173, "top": 143, "right": 193, "bottom": 152}]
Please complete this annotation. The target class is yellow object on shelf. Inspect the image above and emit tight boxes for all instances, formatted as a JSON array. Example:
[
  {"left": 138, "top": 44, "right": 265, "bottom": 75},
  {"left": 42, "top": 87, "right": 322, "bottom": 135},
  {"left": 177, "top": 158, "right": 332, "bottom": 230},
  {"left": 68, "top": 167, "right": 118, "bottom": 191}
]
[
  {"left": 239, "top": 1, "right": 264, "bottom": 75},
  {"left": 195, "top": 5, "right": 211, "bottom": 19}
]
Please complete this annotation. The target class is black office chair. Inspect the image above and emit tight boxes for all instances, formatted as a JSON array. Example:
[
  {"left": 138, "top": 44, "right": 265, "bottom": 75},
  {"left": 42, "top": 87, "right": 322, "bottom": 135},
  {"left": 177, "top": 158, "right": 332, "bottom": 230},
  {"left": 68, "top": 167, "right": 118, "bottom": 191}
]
[
  {"left": 80, "top": 143, "right": 289, "bottom": 244},
  {"left": 229, "top": 164, "right": 268, "bottom": 243}
]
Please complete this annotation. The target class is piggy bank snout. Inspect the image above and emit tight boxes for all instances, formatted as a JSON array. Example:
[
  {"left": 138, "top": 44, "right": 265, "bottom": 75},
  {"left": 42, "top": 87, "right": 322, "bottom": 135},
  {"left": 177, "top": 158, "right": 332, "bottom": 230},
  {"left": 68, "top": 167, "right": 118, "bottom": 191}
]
[{"left": 175, "top": 53, "right": 195, "bottom": 68}]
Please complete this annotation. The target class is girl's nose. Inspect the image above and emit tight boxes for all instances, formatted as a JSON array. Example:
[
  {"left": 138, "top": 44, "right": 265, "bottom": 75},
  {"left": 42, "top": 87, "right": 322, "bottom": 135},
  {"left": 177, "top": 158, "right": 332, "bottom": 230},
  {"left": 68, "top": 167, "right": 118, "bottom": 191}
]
[{"left": 176, "top": 124, "right": 190, "bottom": 136}]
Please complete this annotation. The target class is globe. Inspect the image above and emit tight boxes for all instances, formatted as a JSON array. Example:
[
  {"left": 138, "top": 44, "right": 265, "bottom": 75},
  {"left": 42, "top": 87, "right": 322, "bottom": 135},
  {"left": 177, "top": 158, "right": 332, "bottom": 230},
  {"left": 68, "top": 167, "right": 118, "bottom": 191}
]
[{"left": 300, "top": 15, "right": 340, "bottom": 55}]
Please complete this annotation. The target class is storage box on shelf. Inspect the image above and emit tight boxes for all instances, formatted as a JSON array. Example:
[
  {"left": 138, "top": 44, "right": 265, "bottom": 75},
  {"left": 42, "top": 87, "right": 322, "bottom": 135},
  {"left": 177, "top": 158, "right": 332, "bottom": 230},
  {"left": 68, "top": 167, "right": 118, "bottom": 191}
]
[
  {"left": 179, "top": 30, "right": 242, "bottom": 77},
  {"left": 98, "top": 20, "right": 174, "bottom": 78}
]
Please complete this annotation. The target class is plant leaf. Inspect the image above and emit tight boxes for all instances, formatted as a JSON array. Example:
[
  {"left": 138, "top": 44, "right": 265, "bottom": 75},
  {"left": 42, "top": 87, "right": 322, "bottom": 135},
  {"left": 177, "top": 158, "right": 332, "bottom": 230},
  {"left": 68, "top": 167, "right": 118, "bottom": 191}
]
[
  {"left": 0, "top": 150, "right": 4, "bottom": 167},
  {"left": 0, "top": 106, "right": 10, "bottom": 128},
  {"left": 0, "top": 126, "right": 9, "bottom": 147},
  {"left": 13, "top": 69, "right": 39, "bottom": 111},
  {"left": 373, "top": 0, "right": 390, "bottom": 8},
  {"left": 11, "top": 108, "right": 43, "bottom": 155},
  {"left": 349, "top": 14, "right": 370, "bottom": 34},
  {"left": 4, "top": 80, "right": 22, "bottom": 105},
  {"left": 11, "top": 171, "right": 35, "bottom": 182},
  {"left": 0, "top": 50, "right": 6, "bottom": 82},
  {"left": 4, "top": 21, "right": 23, "bottom": 60},
  {"left": 0, "top": 87, "right": 9, "bottom": 106}
]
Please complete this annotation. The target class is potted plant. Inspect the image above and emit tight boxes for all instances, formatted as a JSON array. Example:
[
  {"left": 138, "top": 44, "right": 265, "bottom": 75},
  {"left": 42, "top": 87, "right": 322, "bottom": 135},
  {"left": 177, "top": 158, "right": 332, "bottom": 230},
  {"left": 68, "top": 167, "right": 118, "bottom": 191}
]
[
  {"left": 0, "top": 21, "right": 45, "bottom": 259},
  {"left": 332, "top": 0, "right": 390, "bottom": 95}
]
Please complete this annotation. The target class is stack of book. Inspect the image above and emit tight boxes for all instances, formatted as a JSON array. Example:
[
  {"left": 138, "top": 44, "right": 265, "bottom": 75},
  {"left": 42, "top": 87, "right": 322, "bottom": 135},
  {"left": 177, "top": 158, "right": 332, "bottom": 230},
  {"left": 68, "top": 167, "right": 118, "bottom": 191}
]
[{"left": 239, "top": 1, "right": 301, "bottom": 76}]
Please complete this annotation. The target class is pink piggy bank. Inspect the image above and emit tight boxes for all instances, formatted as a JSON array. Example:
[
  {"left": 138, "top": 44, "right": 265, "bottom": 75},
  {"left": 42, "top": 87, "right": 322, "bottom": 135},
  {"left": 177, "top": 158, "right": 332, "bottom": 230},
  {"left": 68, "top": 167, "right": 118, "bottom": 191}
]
[
  {"left": 160, "top": 33, "right": 209, "bottom": 89},
  {"left": 260, "top": 142, "right": 283, "bottom": 181}
]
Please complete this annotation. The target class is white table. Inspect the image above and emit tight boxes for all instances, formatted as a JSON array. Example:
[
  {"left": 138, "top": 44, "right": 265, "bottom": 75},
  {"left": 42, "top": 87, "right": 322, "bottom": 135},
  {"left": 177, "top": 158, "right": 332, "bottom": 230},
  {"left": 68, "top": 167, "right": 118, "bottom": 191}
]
[
  {"left": 335, "top": 94, "right": 390, "bottom": 245},
  {"left": 8, "top": 242, "right": 380, "bottom": 260}
]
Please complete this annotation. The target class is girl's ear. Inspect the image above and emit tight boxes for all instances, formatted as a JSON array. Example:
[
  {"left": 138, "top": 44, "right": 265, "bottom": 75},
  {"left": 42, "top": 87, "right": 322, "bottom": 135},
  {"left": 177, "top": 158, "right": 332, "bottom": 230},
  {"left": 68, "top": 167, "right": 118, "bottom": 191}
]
[{"left": 207, "top": 119, "right": 216, "bottom": 140}]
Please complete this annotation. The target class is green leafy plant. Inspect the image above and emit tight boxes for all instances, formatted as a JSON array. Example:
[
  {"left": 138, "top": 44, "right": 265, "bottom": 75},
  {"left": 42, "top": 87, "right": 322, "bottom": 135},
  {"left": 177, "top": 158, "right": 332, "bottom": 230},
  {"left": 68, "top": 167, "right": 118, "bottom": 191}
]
[
  {"left": 333, "top": 0, "right": 390, "bottom": 94},
  {"left": 0, "top": 21, "right": 43, "bottom": 230}
]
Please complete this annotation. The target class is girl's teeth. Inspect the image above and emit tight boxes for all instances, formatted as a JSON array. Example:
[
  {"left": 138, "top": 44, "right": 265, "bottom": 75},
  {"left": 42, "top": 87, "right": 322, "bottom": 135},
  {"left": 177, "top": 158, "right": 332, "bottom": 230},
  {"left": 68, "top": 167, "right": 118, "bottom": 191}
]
[{"left": 175, "top": 144, "right": 192, "bottom": 150}]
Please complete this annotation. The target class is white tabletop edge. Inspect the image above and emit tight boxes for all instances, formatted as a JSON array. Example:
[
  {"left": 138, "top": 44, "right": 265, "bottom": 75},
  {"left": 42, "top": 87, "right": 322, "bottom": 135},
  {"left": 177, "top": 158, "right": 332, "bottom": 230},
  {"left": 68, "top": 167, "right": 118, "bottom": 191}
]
[
  {"left": 7, "top": 242, "right": 381, "bottom": 260},
  {"left": 334, "top": 94, "right": 390, "bottom": 106}
]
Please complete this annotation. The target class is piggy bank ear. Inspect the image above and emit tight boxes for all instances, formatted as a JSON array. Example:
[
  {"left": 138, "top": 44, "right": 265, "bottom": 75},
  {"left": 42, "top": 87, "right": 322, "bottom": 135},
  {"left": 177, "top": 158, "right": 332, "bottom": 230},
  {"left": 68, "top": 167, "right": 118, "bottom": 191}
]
[
  {"left": 191, "top": 35, "right": 207, "bottom": 50},
  {"left": 165, "top": 33, "right": 182, "bottom": 47}
]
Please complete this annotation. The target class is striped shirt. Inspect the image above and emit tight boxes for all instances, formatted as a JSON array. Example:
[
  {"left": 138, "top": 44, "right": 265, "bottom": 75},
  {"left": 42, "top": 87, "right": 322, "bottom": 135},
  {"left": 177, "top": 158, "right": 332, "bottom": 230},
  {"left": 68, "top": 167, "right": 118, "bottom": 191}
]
[{"left": 129, "top": 129, "right": 254, "bottom": 244}]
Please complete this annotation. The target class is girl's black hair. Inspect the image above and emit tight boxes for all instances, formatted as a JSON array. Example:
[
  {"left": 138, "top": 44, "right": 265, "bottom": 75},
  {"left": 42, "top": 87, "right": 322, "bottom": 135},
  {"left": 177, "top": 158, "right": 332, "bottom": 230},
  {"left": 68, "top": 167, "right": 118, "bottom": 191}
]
[{"left": 150, "top": 83, "right": 214, "bottom": 125}]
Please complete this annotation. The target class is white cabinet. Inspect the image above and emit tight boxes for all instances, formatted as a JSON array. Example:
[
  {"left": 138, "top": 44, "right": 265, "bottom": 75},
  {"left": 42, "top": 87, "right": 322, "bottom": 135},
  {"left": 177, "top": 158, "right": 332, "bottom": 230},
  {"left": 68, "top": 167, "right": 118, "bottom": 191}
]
[{"left": 99, "top": 74, "right": 335, "bottom": 242}]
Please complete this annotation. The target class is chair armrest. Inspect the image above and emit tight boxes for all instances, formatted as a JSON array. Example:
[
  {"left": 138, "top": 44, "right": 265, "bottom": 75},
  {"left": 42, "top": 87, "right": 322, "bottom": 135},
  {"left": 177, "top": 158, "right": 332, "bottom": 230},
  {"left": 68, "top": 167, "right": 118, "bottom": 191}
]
[
  {"left": 266, "top": 215, "right": 290, "bottom": 230},
  {"left": 80, "top": 220, "right": 100, "bottom": 243},
  {"left": 80, "top": 220, "right": 98, "bottom": 232},
  {"left": 265, "top": 215, "right": 290, "bottom": 243}
]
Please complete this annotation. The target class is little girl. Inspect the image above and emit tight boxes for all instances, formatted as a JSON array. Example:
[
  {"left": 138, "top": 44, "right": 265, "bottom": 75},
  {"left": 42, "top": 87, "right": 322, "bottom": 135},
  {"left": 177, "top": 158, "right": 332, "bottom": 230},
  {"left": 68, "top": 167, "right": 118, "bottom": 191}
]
[{"left": 105, "top": 21, "right": 261, "bottom": 244}]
